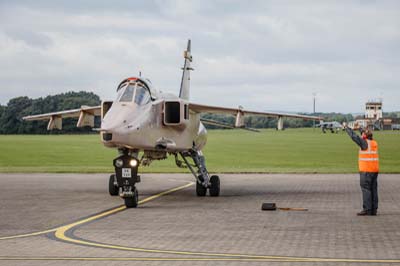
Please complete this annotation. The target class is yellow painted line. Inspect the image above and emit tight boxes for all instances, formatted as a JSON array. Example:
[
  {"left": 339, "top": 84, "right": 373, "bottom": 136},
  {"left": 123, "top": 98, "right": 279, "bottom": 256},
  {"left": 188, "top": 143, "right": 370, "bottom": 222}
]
[
  {"left": 54, "top": 181, "right": 309, "bottom": 261},
  {"left": 53, "top": 180, "right": 400, "bottom": 263},
  {"left": 139, "top": 182, "right": 195, "bottom": 204},
  {"left": 0, "top": 228, "right": 58, "bottom": 240},
  {"left": 1, "top": 257, "right": 400, "bottom": 263},
  {"left": 55, "top": 182, "right": 195, "bottom": 242},
  {"left": 0, "top": 182, "right": 194, "bottom": 241},
  {"left": 0, "top": 256, "right": 308, "bottom": 262},
  {"left": 54, "top": 226, "right": 400, "bottom": 264}
]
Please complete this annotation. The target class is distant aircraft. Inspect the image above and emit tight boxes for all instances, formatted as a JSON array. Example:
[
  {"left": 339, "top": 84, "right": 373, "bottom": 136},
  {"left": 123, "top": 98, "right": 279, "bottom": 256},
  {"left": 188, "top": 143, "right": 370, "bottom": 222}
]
[
  {"left": 317, "top": 121, "right": 343, "bottom": 133},
  {"left": 23, "top": 40, "right": 322, "bottom": 208}
]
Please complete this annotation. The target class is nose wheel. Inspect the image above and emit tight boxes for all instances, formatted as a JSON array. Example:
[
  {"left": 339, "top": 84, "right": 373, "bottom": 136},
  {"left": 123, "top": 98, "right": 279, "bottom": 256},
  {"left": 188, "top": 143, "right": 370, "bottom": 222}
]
[
  {"left": 108, "top": 174, "right": 118, "bottom": 196},
  {"left": 123, "top": 187, "right": 139, "bottom": 208}
]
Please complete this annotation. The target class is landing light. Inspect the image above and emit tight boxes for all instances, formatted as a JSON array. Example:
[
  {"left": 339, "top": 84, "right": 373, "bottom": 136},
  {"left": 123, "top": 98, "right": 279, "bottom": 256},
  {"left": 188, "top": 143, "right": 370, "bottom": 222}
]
[{"left": 130, "top": 159, "right": 138, "bottom": 167}]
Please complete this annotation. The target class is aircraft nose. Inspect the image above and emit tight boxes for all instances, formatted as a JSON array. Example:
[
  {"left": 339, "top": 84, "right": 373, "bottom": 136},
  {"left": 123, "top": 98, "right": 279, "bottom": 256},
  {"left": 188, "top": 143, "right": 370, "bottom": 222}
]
[
  {"left": 100, "top": 118, "right": 123, "bottom": 134},
  {"left": 101, "top": 128, "right": 124, "bottom": 143},
  {"left": 100, "top": 122, "right": 120, "bottom": 142},
  {"left": 100, "top": 121, "right": 132, "bottom": 143}
]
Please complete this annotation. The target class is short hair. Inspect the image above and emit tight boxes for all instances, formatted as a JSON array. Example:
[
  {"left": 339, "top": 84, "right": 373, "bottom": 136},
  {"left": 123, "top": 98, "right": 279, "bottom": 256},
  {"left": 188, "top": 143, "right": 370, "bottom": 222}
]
[{"left": 364, "top": 129, "right": 373, "bottom": 140}]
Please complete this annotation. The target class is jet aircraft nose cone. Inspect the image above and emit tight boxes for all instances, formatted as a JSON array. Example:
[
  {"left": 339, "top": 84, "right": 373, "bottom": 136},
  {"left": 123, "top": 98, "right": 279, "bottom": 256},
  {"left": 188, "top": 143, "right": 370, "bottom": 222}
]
[{"left": 100, "top": 119, "right": 120, "bottom": 133}]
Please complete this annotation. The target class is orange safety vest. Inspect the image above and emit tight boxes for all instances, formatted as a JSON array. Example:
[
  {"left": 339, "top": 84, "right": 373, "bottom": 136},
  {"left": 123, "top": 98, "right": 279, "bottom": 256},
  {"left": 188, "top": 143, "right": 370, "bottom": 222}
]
[{"left": 358, "top": 139, "right": 379, "bottom": 172}]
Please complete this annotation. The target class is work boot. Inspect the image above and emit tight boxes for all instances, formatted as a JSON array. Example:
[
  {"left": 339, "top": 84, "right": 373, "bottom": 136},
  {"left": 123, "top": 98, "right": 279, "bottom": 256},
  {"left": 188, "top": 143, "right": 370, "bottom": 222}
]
[
  {"left": 357, "top": 210, "right": 369, "bottom": 216},
  {"left": 371, "top": 209, "right": 378, "bottom": 216}
]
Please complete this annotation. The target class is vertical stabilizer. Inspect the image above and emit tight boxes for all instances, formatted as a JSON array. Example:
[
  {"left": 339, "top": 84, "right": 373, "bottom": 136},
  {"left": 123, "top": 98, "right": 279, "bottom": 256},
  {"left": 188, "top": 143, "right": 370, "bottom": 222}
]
[{"left": 179, "top": 39, "right": 193, "bottom": 100}]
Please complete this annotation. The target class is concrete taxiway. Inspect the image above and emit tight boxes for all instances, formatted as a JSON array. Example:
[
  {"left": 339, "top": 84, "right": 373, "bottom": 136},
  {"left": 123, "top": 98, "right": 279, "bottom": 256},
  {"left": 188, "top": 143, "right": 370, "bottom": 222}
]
[{"left": 1, "top": 173, "right": 400, "bottom": 265}]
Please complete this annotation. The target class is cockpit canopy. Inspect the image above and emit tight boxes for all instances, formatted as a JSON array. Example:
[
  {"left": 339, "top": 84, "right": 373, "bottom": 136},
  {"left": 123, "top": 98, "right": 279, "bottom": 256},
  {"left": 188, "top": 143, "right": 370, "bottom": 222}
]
[{"left": 116, "top": 78, "right": 152, "bottom": 105}]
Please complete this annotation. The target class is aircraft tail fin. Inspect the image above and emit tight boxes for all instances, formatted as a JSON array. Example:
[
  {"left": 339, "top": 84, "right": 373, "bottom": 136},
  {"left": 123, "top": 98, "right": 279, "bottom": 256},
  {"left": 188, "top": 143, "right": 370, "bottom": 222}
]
[{"left": 179, "top": 39, "right": 193, "bottom": 100}]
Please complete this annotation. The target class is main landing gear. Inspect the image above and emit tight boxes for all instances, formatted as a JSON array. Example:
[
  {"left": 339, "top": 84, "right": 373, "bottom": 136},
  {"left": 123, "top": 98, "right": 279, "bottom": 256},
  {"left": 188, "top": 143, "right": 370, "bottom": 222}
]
[
  {"left": 109, "top": 150, "right": 141, "bottom": 208},
  {"left": 179, "top": 149, "right": 220, "bottom": 197}
]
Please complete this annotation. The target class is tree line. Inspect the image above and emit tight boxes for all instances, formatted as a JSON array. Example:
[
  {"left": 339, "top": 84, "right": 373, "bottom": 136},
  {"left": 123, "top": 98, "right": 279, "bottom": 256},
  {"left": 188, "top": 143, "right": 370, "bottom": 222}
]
[{"left": 0, "top": 91, "right": 100, "bottom": 134}]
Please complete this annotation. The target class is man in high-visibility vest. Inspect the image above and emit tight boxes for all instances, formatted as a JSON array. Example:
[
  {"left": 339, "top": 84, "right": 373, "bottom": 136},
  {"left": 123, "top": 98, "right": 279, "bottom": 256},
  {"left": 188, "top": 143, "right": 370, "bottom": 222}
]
[{"left": 345, "top": 126, "right": 379, "bottom": 216}]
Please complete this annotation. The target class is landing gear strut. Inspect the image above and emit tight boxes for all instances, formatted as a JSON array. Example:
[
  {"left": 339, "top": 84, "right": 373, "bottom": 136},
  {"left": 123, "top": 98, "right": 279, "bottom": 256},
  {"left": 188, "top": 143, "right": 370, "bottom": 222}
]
[
  {"left": 196, "top": 175, "right": 207, "bottom": 196},
  {"left": 179, "top": 150, "right": 220, "bottom": 197},
  {"left": 111, "top": 150, "right": 141, "bottom": 208}
]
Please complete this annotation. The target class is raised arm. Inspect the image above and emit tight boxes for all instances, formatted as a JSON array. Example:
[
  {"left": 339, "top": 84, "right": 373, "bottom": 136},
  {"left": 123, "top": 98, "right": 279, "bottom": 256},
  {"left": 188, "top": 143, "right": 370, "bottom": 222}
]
[{"left": 345, "top": 127, "right": 368, "bottom": 150}]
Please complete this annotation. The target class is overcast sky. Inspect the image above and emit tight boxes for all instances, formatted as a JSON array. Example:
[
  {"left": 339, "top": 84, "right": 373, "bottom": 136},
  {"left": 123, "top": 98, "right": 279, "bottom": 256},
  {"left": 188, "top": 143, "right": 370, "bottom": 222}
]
[{"left": 0, "top": 0, "right": 399, "bottom": 113}]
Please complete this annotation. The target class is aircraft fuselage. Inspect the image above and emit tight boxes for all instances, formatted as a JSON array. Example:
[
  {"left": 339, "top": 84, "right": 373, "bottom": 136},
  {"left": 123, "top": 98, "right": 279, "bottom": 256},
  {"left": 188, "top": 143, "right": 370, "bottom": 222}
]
[{"left": 100, "top": 79, "right": 207, "bottom": 153}]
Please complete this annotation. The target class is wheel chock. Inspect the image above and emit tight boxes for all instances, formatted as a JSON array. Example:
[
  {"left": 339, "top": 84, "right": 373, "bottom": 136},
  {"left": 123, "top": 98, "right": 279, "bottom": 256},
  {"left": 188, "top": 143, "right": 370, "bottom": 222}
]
[
  {"left": 261, "top": 203, "right": 308, "bottom": 211},
  {"left": 261, "top": 202, "right": 277, "bottom": 211}
]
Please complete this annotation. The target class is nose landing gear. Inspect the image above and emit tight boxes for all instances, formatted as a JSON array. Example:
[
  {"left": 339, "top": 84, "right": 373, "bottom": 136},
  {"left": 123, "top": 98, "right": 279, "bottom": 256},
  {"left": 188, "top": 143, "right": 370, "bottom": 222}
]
[{"left": 111, "top": 151, "right": 141, "bottom": 208}]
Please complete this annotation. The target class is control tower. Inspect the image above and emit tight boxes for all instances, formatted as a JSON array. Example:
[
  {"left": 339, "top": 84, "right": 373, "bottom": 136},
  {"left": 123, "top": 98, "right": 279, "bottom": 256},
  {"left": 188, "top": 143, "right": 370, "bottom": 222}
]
[{"left": 365, "top": 100, "right": 382, "bottom": 120}]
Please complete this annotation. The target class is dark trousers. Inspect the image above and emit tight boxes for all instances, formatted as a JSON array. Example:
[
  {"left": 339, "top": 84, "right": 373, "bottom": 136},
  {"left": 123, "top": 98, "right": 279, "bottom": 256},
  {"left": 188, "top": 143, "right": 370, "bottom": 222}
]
[{"left": 360, "top": 172, "right": 379, "bottom": 213}]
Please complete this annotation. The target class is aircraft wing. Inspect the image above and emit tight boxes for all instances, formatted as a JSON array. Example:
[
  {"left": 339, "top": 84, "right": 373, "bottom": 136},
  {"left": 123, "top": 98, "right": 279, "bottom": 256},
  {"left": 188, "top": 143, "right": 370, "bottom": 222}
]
[
  {"left": 22, "top": 105, "right": 101, "bottom": 130},
  {"left": 189, "top": 103, "right": 322, "bottom": 129},
  {"left": 200, "top": 118, "right": 260, "bottom": 132}
]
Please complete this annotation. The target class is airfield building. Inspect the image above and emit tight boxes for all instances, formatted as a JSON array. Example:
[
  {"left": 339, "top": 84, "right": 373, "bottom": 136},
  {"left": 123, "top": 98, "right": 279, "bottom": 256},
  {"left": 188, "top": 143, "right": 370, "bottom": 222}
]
[{"left": 365, "top": 101, "right": 383, "bottom": 120}]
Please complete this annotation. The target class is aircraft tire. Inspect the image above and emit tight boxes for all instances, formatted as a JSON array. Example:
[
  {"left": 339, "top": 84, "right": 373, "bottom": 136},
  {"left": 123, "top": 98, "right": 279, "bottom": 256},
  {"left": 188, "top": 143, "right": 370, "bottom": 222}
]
[
  {"left": 196, "top": 175, "right": 207, "bottom": 197},
  {"left": 209, "top": 175, "right": 220, "bottom": 197},
  {"left": 109, "top": 174, "right": 118, "bottom": 196},
  {"left": 124, "top": 188, "right": 139, "bottom": 208}
]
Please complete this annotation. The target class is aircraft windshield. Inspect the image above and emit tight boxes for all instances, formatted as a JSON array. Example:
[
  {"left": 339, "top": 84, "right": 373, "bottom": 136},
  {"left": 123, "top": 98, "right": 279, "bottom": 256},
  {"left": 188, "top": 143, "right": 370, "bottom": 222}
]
[
  {"left": 119, "top": 84, "right": 135, "bottom": 102},
  {"left": 118, "top": 83, "right": 150, "bottom": 105},
  {"left": 134, "top": 85, "right": 150, "bottom": 105}
]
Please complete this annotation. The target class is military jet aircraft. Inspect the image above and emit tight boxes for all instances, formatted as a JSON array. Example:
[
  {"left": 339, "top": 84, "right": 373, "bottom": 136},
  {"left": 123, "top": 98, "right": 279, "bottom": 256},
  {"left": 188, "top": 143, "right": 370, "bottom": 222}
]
[
  {"left": 23, "top": 40, "right": 322, "bottom": 208},
  {"left": 317, "top": 121, "right": 343, "bottom": 133}
]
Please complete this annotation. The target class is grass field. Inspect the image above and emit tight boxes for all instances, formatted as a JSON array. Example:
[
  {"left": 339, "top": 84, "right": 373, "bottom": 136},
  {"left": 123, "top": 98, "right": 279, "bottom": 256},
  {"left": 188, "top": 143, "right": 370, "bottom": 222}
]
[{"left": 0, "top": 129, "right": 399, "bottom": 173}]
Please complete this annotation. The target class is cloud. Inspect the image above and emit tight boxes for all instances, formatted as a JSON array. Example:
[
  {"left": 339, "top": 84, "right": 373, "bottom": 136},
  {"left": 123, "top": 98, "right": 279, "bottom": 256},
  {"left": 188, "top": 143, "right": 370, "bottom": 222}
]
[{"left": 0, "top": 1, "right": 399, "bottom": 113}]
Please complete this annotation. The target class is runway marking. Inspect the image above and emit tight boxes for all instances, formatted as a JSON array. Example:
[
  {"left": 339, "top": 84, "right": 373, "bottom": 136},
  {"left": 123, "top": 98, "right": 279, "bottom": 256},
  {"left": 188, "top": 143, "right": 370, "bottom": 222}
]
[
  {"left": 0, "top": 182, "right": 194, "bottom": 241},
  {"left": 0, "top": 256, "right": 325, "bottom": 262},
  {"left": 53, "top": 184, "right": 400, "bottom": 263},
  {"left": 1, "top": 256, "right": 400, "bottom": 263},
  {"left": 2, "top": 180, "right": 400, "bottom": 263},
  {"left": 0, "top": 228, "right": 58, "bottom": 240}
]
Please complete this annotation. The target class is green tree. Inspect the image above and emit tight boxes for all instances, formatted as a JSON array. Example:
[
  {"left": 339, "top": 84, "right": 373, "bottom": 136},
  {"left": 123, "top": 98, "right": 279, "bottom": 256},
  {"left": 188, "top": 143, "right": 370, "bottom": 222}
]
[{"left": 0, "top": 91, "right": 101, "bottom": 134}]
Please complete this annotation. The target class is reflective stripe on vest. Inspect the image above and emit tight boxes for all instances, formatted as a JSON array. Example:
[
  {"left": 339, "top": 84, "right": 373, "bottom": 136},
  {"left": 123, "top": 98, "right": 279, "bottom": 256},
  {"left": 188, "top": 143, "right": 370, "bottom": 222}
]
[
  {"left": 359, "top": 158, "right": 379, "bottom": 161},
  {"left": 358, "top": 139, "right": 379, "bottom": 172},
  {"left": 359, "top": 151, "right": 377, "bottom": 154}
]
